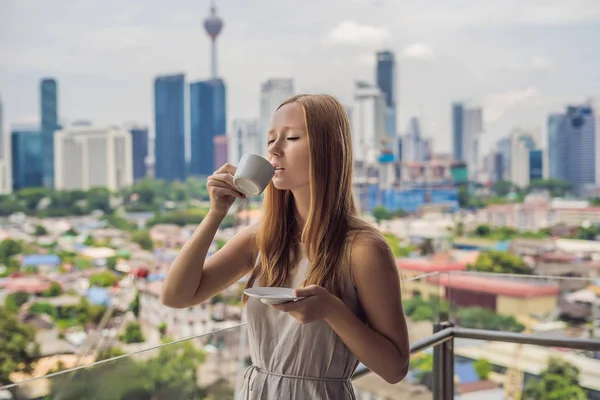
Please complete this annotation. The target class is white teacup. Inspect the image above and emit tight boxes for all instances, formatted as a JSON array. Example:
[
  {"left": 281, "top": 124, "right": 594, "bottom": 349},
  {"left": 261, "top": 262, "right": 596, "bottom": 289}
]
[{"left": 233, "top": 154, "right": 275, "bottom": 196}]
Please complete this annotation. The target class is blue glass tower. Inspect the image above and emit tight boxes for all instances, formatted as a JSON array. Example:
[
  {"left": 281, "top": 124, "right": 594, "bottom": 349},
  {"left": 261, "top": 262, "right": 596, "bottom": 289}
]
[
  {"left": 11, "top": 128, "right": 43, "bottom": 191},
  {"left": 154, "top": 74, "right": 186, "bottom": 182},
  {"left": 189, "top": 79, "right": 226, "bottom": 177},
  {"left": 40, "top": 78, "right": 58, "bottom": 188},
  {"left": 529, "top": 149, "right": 543, "bottom": 182},
  {"left": 452, "top": 102, "right": 464, "bottom": 161},
  {"left": 130, "top": 126, "right": 149, "bottom": 181}
]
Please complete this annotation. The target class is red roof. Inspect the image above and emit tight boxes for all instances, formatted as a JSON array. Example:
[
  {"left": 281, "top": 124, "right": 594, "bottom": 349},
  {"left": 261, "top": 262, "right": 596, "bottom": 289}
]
[
  {"left": 431, "top": 274, "right": 559, "bottom": 298},
  {"left": 397, "top": 258, "right": 466, "bottom": 273},
  {"left": 1, "top": 275, "right": 51, "bottom": 294}
]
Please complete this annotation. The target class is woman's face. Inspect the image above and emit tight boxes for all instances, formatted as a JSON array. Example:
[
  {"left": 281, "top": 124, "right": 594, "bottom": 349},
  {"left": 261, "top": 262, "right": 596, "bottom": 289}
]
[{"left": 267, "top": 102, "right": 310, "bottom": 192}]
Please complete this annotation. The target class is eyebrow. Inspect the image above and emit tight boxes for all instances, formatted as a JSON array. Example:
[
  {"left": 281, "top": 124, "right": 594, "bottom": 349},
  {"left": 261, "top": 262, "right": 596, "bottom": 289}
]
[{"left": 267, "top": 125, "right": 306, "bottom": 135}]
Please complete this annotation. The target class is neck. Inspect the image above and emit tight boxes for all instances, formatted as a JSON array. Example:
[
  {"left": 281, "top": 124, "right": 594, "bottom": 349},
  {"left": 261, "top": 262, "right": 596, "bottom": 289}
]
[{"left": 291, "top": 185, "right": 310, "bottom": 229}]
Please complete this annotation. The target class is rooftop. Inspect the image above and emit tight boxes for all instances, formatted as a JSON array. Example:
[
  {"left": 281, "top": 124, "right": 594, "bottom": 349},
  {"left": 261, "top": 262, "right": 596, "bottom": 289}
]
[{"left": 431, "top": 274, "right": 560, "bottom": 298}]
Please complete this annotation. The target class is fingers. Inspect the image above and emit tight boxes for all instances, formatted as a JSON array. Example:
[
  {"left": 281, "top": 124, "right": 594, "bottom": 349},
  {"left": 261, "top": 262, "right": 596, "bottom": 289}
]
[
  {"left": 207, "top": 175, "right": 245, "bottom": 198},
  {"left": 214, "top": 163, "right": 237, "bottom": 176},
  {"left": 206, "top": 180, "right": 245, "bottom": 199}
]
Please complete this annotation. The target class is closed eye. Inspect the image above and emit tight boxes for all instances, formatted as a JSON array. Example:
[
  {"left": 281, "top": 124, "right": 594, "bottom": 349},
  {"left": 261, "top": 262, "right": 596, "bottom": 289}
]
[{"left": 287, "top": 137, "right": 299, "bottom": 141}]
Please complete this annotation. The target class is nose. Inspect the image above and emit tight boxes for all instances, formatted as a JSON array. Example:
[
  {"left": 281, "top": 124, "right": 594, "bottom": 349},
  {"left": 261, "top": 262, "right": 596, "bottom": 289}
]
[{"left": 268, "top": 139, "right": 283, "bottom": 157}]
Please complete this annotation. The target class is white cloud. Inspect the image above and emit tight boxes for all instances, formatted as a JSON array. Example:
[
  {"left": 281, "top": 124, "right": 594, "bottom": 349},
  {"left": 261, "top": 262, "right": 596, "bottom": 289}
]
[
  {"left": 484, "top": 87, "right": 540, "bottom": 123},
  {"left": 530, "top": 56, "right": 552, "bottom": 71},
  {"left": 402, "top": 43, "right": 434, "bottom": 60},
  {"left": 324, "top": 21, "right": 390, "bottom": 46}
]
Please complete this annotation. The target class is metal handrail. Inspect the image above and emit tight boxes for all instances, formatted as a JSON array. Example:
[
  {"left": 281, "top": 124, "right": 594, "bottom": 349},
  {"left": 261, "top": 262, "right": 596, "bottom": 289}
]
[{"left": 351, "top": 326, "right": 600, "bottom": 381}]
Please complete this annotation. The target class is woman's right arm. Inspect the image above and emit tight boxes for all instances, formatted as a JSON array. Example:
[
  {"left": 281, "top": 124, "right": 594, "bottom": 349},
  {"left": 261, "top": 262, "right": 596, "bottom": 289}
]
[{"left": 160, "top": 163, "right": 257, "bottom": 309}]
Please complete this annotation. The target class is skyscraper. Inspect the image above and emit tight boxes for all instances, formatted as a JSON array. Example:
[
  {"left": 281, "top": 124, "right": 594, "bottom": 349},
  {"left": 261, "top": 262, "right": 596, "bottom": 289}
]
[
  {"left": 203, "top": 1, "right": 224, "bottom": 79},
  {"left": 40, "top": 78, "right": 58, "bottom": 188},
  {"left": 452, "top": 102, "right": 483, "bottom": 178},
  {"left": 54, "top": 125, "right": 133, "bottom": 191},
  {"left": 452, "top": 103, "right": 464, "bottom": 161},
  {"left": 129, "top": 125, "right": 149, "bottom": 181},
  {"left": 11, "top": 125, "right": 43, "bottom": 191},
  {"left": 351, "top": 81, "right": 387, "bottom": 166},
  {"left": 0, "top": 94, "right": 11, "bottom": 194},
  {"left": 259, "top": 79, "right": 294, "bottom": 155},
  {"left": 547, "top": 105, "right": 596, "bottom": 195},
  {"left": 154, "top": 74, "right": 186, "bottom": 182},
  {"left": 228, "top": 119, "right": 260, "bottom": 164},
  {"left": 376, "top": 50, "right": 396, "bottom": 141},
  {"left": 190, "top": 79, "right": 226, "bottom": 177}
]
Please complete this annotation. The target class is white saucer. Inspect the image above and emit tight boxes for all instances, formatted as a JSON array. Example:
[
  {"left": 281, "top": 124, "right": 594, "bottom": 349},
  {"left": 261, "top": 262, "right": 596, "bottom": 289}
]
[{"left": 244, "top": 287, "right": 305, "bottom": 305}]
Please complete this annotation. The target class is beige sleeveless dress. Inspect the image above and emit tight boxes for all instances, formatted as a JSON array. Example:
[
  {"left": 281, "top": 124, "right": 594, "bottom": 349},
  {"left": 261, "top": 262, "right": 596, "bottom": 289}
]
[{"left": 241, "top": 247, "right": 367, "bottom": 400}]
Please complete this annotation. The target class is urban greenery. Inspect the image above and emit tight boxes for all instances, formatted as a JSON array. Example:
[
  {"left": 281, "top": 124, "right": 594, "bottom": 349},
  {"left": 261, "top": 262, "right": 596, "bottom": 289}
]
[
  {"left": 468, "top": 250, "right": 532, "bottom": 275},
  {"left": 523, "top": 357, "right": 586, "bottom": 400},
  {"left": 473, "top": 358, "right": 492, "bottom": 380},
  {"left": 120, "top": 322, "right": 145, "bottom": 344},
  {"left": 0, "top": 306, "right": 40, "bottom": 385}
]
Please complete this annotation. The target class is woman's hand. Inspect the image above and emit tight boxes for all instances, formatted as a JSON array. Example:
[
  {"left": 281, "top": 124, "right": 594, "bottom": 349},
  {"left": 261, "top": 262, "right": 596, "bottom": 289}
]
[
  {"left": 206, "top": 163, "right": 246, "bottom": 217},
  {"left": 269, "top": 285, "right": 342, "bottom": 324}
]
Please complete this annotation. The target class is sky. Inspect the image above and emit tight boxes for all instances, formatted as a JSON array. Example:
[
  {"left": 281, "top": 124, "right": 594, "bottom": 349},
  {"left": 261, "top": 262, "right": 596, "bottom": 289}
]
[{"left": 1, "top": 0, "right": 599, "bottom": 154}]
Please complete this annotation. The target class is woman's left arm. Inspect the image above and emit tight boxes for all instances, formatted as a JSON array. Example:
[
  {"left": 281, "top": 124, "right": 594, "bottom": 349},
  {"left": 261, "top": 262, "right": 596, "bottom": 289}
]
[
  {"left": 325, "top": 235, "right": 410, "bottom": 383},
  {"left": 272, "top": 234, "right": 410, "bottom": 383}
]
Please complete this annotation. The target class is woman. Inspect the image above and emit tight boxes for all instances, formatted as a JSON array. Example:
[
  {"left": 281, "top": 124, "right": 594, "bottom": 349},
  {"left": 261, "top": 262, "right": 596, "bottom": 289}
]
[{"left": 161, "top": 94, "right": 410, "bottom": 399}]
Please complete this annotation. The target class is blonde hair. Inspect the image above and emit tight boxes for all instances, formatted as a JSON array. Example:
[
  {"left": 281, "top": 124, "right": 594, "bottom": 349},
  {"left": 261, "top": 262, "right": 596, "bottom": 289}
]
[{"left": 243, "top": 94, "right": 385, "bottom": 301}]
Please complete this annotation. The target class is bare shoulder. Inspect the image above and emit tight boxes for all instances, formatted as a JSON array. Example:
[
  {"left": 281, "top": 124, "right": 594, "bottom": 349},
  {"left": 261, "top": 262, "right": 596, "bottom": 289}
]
[{"left": 349, "top": 230, "right": 398, "bottom": 280}]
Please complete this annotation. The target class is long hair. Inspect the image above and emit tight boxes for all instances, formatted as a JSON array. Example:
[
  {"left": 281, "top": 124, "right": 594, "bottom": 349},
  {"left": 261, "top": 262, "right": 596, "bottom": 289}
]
[{"left": 243, "top": 94, "right": 382, "bottom": 302}]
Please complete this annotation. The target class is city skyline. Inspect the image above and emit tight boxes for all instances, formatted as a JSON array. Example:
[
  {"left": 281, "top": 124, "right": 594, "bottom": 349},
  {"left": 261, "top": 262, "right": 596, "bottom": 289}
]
[{"left": 1, "top": 0, "right": 599, "bottom": 155}]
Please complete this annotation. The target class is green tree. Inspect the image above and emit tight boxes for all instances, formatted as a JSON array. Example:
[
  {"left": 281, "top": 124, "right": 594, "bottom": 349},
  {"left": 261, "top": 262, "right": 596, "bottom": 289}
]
[
  {"left": 84, "top": 235, "right": 96, "bottom": 246},
  {"left": 131, "top": 229, "right": 154, "bottom": 251},
  {"left": 384, "top": 233, "right": 414, "bottom": 258},
  {"left": 473, "top": 224, "right": 491, "bottom": 237},
  {"left": 40, "top": 281, "right": 63, "bottom": 297},
  {"left": 4, "top": 292, "right": 30, "bottom": 313},
  {"left": 473, "top": 358, "right": 492, "bottom": 380},
  {"left": 89, "top": 271, "right": 119, "bottom": 288},
  {"left": 455, "top": 307, "right": 525, "bottom": 332},
  {"left": 492, "top": 180, "right": 517, "bottom": 197},
  {"left": 468, "top": 250, "right": 532, "bottom": 275},
  {"left": 96, "top": 347, "right": 125, "bottom": 361},
  {"left": 523, "top": 357, "right": 586, "bottom": 400},
  {"left": 0, "top": 239, "right": 23, "bottom": 263},
  {"left": 527, "top": 179, "right": 571, "bottom": 197},
  {"left": 87, "top": 187, "right": 113, "bottom": 213},
  {"left": 130, "top": 292, "right": 140, "bottom": 317},
  {"left": 34, "top": 224, "right": 48, "bottom": 236},
  {"left": 15, "top": 187, "right": 50, "bottom": 212},
  {"left": 29, "top": 302, "right": 58, "bottom": 319},
  {"left": 372, "top": 206, "right": 394, "bottom": 223},
  {"left": 121, "top": 322, "right": 145, "bottom": 344},
  {"left": 158, "top": 322, "right": 168, "bottom": 337},
  {"left": 0, "top": 307, "right": 40, "bottom": 384}
]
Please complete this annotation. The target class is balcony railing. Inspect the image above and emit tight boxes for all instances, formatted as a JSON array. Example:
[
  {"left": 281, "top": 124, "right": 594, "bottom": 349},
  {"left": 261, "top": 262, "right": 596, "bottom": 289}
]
[{"left": 1, "top": 271, "right": 600, "bottom": 399}]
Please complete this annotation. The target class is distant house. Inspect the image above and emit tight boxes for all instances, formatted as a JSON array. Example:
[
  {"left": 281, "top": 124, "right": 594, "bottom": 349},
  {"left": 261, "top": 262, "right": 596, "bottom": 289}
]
[{"left": 22, "top": 254, "right": 61, "bottom": 272}]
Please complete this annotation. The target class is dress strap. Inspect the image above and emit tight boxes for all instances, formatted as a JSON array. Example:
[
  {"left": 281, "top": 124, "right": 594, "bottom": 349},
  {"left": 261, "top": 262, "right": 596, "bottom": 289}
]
[{"left": 243, "top": 365, "right": 351, "bottom": 399}]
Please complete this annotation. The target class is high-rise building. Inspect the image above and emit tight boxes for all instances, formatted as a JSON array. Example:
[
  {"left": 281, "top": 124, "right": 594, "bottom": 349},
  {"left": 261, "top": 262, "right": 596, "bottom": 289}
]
[
  {"left": 228, "top": 119, "right": 260, "bottom": 164},
  {"left": 129, "top": 125, "right": 149, "bottom": 181},
  {"left": 402, "top": 117, "right": 426, "bottom": 163},
  {"left": 452, "top": 103, "right": 464, "bottom": 161},
  {"left": 351, "top": 81, "right": 387, "bottom": 170},
  {"left": 189, "top": 79, "right": 226, "bottom": 177},
  {"left": 154, "top": 74, "right": 186, "bottom": 182},
  {"left": 259, "top": 78, "right": 294, "bottom": 155},
  {"left": 547, "top": 105, "right": 596, "bottom": 194},
  {"left": 203, "top": 1, "right": 224, "bottom": 79},
  {"left": 213, "top": 135, "right": 228, "bottom": 170},
  {"left": 40, "top": 78, "right": 58, "bottom": 188},
  {"left": 0, "top": 95, "right": 11, "bottom": 194},
  {"left": 529, "top": 150, "right": 543, "bottom": 183},
  {"left": 54, "top": 125, "right": 133, "bottom": 191},
  {"left": 452, "top": 102, "right": 484, "bottom": 178},
  {"left": 376, "top": 50, "right": 397, "bottom": 141},
  {"left": 11, "top": 125, "right": 43, "bottom": 191}
]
